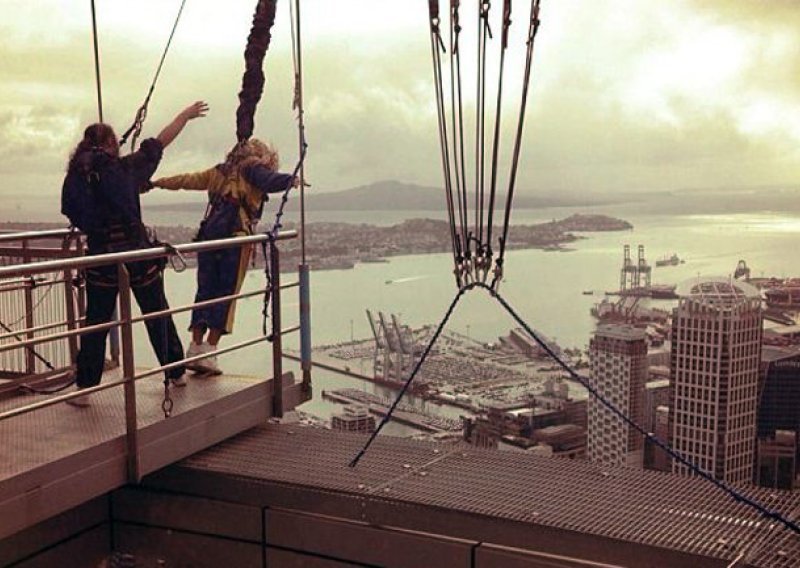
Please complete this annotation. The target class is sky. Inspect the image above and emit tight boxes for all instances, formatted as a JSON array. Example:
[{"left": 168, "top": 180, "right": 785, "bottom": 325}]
[{"left": 0, "top": 0, "right": 798, "bottom": 210}]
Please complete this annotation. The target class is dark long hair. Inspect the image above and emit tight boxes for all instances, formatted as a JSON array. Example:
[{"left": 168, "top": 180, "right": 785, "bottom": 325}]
[{"left": 67, "top": 123, "right": 118, "bottom": 174}]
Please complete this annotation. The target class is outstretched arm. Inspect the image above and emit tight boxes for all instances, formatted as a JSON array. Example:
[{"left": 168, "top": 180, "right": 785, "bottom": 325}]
[
  {"left": 154, "top": 167, "right": 219, "bottom": 191},
  {"left": 157, "top": 101, "right": 209, "bottom": 149},
  {"left": 241, "top": 164, "right": 297, "bottom": 196}
]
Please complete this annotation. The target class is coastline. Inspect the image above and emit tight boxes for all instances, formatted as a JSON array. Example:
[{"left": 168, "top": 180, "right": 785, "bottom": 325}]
[{"left": 0, "top": 213, "right": 632, "bottom": 273}]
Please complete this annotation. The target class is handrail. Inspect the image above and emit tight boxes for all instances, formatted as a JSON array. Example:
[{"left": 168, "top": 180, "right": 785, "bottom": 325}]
[
  {"left": 0, "top": 316, "right": 86, "bottom": 343},
  {"left": 0, "top": 230, "right": 310, "bottom": 481},
  {"left": 0, "top": 231, "right": 298, "bottom": 279},
  {"left": 0, "top": 323, "right": 303, "bottom": 423},
  {"left": 0, "top": 280, "right": 298, "bottom": 353},
  {"left": 0, "top": 228, "right": 77, "bottom": 243},
  {"left": 132, "top": 281, "right": 299, "bottom": 325}
]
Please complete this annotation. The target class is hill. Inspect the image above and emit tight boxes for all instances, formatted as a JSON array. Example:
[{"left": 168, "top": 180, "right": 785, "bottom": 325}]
[{"left": 304, "top": 180, "right": 616, "bottom": 210}]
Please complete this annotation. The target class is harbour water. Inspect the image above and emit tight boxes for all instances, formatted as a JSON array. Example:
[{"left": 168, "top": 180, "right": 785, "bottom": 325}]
[{"left": 115, "top": 207, "right": 800, "bottom": 434}]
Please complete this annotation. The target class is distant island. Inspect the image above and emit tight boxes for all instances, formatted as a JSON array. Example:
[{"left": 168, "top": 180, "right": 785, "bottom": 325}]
[
  {"left": 156, "top": 180, "right": 620, "bottom": 217},
  {"left": 0, "top": 214, "right": 631, "bottom": 272}
]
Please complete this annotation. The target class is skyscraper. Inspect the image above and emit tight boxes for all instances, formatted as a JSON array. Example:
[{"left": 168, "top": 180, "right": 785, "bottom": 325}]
[
  {"left": 588, "top": 324, "right": 648, "bottom": 467},
  {"left": 670, "top": 278, "right": 762, "bottom": 486},
  {"left": 756, "top": 346, "right": 800, "bottom": 489}
]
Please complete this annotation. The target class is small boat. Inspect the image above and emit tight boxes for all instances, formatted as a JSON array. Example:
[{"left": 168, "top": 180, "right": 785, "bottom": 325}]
[{"left": 655, "top": 253, "right": 681, "bottom": 267}]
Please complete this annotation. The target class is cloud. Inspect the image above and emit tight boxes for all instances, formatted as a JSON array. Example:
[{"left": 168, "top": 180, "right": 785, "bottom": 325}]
[
  {"left": 689, "top": 1, "right": 800, "bottom": 27},
  {"left": 1, "top": 0, "right": 798, "bottom": 211}
]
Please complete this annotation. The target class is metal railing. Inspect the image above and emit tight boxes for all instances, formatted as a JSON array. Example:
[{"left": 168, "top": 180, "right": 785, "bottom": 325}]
[
  {"left": 0, "top": 229, "right": 311, "bottom": 482},
  {"left": 0, "top": 229, "right": 84, "bottom": 384}
]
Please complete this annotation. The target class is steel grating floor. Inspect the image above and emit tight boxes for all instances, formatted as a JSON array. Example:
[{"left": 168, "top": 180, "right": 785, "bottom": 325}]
[
  {"left": 157, "top": 424, "right": 800, "bottom": 568},
  {"left": 0, "top": 368, "right": 266, "bottom": 482}
]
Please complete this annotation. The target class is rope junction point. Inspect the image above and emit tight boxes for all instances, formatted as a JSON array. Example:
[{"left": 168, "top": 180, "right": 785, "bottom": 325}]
[{"left": 428, "top": 0, "right": 544, "bottom": 292}]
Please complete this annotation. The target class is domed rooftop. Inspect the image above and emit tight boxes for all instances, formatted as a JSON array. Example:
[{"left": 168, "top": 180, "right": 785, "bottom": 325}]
[{"left": 676, "top": 276, "right": 761, "bottom": 300}]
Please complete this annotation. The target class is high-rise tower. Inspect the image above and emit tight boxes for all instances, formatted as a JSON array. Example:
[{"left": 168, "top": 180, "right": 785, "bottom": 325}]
[
  {"left": 670, "top": 277, "right": 762, "bottom": 486},
  {"left": 588, "top": 324, "right": 648, "bottom": 467}
]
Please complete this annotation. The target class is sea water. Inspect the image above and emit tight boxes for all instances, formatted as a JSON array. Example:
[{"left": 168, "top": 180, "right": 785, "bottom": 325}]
[{"left": 122, "top": 210, "right": 800, "bottom": 431}]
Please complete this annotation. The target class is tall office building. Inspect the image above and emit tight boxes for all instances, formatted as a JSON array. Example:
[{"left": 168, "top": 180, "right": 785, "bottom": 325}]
[
  {"left": 588, "top": 324, "right": 648, "bottom": 467},
  {"left": 670, "top": 278, "right": 762, "bottom": 486},
  {"left": 756, "top": 346, "right": 800, "bottom": 489}
]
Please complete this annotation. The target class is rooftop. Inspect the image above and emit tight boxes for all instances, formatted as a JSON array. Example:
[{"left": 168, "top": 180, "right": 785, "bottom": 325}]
[
  {"left": 594, "top": 323, "right": 647, "bottom": 342},
  {"left": 143, "top": 424, "right": 800, "bottom": 568},
  {"left": 676, "top": 276, "right": 761, "bottom": 300}
]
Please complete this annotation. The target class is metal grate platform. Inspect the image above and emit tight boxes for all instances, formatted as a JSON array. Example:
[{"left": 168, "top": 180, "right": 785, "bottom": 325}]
[
  {"left": 147, "top": 424, "right": 800, "bottom": 568},
  {"left": 0, "top": 368, "right": 285, "bottom": 540}
]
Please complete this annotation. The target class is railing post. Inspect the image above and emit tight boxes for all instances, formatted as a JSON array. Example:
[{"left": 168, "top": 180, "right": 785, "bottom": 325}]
[
  {"left": 270, "top": 240, "right": 283, "bottom": 418},
  {"left": 299, "top": 262, "right": 312, "bottom": 393},
  {"left": 117, "top": 264, "right": 140, "bottom": 482},
  {"left": 21, "top": 240, "right": 35, "bottom": 374},
  {"left": 62, "top": 235, "right": 79, "bottom": 365},
  {"left": 108, "top": 306, "right": 121, "bottom": 367}
]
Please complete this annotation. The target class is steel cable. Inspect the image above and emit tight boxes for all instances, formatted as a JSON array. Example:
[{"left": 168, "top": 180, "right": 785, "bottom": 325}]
[
  {"left": 493, "top": 0, "right": 542, "bottom": 289},
  {"left": 429, "top": 1, "right": 463, "bottom": 287},
  {"left": 119, "top": 0, "right": 188, "bottom": 150}
]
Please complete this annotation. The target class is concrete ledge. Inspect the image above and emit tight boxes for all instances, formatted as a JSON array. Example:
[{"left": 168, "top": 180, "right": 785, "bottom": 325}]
[
  {"left": 113, "top": 487, "right": 262, "bottom": 543},
  {"left": 266, "top": 508, "right": 475, "bottom": 568},
  {"left": 0, "top": 496, "right": 109, "bottom": 567},
  {"left": 113, "top": 523, "right": 262, "bottom": 567},
  {"left": 265, "top": 548, "right": 370, "bottom": 568},
  {"left": 475, "top": 543, "right": 626, "bottom": 568},
  {"left": 11, "top": 524, "right": 109, "bottom": 568}
]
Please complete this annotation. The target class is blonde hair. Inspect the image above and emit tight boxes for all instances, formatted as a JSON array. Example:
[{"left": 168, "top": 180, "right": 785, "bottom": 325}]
[{"left": 222, "top": 138, "right": 279, "bottom": 175}]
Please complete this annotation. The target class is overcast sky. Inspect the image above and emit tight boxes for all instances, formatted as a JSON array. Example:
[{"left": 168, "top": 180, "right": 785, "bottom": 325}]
[{"left": 1, "top": 0, "right": 798, "bottom": 206}]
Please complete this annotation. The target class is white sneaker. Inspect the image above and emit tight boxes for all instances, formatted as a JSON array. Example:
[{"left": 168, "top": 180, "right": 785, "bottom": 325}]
[
  {"left": 66, "top": 390, "right": 91, "bottom": 407},
  {"left": 201, "top": 350, "right": 222, "bottom": 375},
  {"left": 185, "top": 341, "right": 211, "bottom": 373}
]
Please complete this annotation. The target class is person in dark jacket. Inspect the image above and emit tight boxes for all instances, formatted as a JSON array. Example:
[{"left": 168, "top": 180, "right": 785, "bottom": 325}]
[
  {"left": 153, "top": 139, "right": 296, "bottom": 374},
  {"left": 62, "top": 101, "right": 208, "bottom": 406}
]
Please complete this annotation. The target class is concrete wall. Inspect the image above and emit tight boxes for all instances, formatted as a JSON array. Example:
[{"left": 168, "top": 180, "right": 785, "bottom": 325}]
[
  {"left": 0, "top": 486, "right": 727, "bottom": 568},
  {"left": 107, "top": 487, "right": 625, "bottom": 568}
]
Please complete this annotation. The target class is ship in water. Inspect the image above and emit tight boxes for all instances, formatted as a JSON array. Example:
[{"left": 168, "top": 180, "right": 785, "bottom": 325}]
[
  {"left": 655, "top": 253, "right": 683, "bottom": 267},
  {"left": 761, "top": 279, "right": 800, "bottom": 309}
]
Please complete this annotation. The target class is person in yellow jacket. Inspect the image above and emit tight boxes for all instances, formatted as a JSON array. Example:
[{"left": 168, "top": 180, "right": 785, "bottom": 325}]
[{"left": 153, "top": 139, "right": 296, "bottom": 374}]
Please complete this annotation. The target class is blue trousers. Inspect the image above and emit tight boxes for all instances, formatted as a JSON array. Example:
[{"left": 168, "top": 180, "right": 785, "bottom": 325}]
[
  {"left": 76, "top": 262, "right": 185, "bottom": 388},
  {"left": 190, "top": 245, "right": 250, "bottom": 334}
]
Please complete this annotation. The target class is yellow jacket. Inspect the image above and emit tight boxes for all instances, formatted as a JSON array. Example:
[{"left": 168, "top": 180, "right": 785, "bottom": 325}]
[
  {"left": 154, "top": 166, "right": 261, "bottom": 233},
  {"left": 155, "top": 165, "right": 294, "bottom": 234}
]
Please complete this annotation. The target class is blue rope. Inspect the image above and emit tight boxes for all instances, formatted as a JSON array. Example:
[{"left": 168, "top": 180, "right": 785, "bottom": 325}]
[
  {"left": 349, "top": 282, "right": 800, "bottom": 535},
  {"left": 267, "top": 139, "right": 308, "bottom": 240},
  {"left": 260, "top": 138, "right": 308, "bottom": 337}
]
